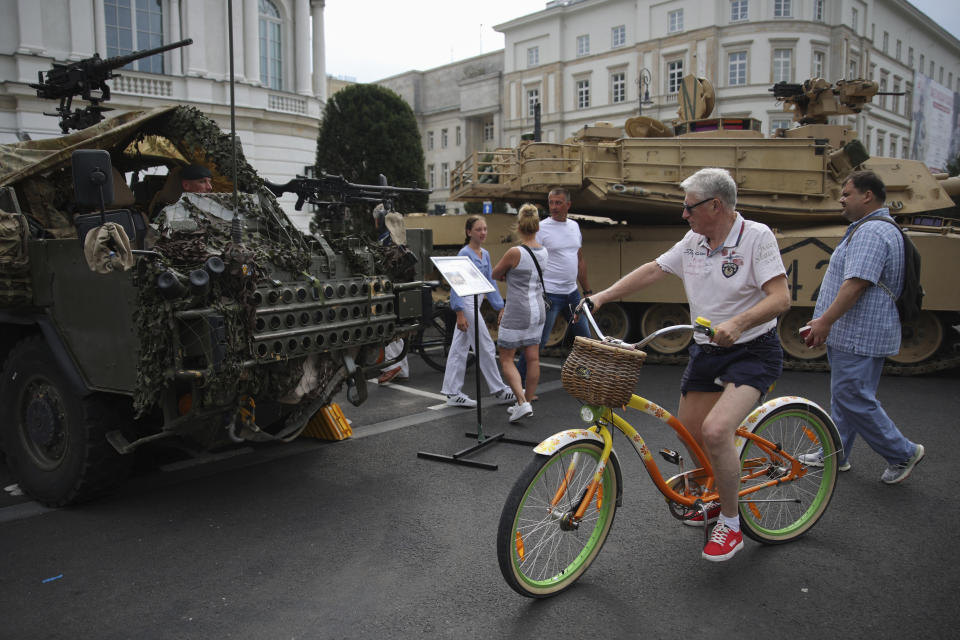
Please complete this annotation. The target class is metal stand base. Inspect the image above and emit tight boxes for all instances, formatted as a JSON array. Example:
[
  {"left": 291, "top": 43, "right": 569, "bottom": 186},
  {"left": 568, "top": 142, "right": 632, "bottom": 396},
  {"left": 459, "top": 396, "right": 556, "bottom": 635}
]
[{"left": 417, "top": 430, "right": 541, "bottom": 471}]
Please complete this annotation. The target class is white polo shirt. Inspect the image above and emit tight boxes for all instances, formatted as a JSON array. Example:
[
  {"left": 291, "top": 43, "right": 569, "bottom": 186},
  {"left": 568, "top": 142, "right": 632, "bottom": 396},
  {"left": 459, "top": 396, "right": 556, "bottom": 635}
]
[
  {"left": 536, "top": 217, "right": 582, "bottom": 295},
  {"left": 656, "top": 213, "right": 785, "bottom": 344}
]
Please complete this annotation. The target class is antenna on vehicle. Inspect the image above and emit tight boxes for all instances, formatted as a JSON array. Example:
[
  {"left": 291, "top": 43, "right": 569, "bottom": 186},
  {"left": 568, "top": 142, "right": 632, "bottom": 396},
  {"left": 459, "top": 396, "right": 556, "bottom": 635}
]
[{"left": 227, "top": 0, "right": 242, "bottom": 244}]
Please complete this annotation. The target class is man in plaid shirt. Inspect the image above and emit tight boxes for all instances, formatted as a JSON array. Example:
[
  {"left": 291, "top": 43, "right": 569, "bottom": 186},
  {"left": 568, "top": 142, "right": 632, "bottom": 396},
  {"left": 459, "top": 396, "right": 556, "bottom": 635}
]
[{"left": 803, "top": 170, "right": 924, "bottom": 484}]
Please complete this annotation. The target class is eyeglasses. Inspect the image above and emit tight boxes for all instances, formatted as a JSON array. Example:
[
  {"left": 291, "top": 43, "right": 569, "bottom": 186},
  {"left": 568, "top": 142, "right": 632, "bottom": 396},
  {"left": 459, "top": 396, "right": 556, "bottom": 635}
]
[{"left": 682, "top": 197, "right": 715, "bottom": 213}]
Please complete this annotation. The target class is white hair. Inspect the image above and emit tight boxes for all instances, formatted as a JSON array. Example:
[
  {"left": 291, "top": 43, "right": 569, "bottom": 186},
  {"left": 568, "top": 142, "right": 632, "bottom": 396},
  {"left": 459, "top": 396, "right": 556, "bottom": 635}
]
[{"left": 680, "top": 168, "right": 737, "bottom": 209}]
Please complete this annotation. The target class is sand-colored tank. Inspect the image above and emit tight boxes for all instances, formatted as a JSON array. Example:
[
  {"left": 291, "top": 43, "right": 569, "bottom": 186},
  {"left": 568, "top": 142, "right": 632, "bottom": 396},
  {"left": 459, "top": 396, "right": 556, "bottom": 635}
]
[{"left": 412, "top": 76, "right": 960, "bottom": 374}]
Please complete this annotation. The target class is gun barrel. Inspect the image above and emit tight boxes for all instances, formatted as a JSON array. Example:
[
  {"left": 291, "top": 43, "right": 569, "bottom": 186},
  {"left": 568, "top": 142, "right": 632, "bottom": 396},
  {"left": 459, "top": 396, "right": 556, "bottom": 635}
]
[{"left": 101, "top": 38, "right": 193, "bottom": 69}]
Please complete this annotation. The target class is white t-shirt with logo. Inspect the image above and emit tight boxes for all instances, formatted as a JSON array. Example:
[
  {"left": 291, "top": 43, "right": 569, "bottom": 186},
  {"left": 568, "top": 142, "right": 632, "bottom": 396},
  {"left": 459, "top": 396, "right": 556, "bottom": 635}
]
[
  {"left": 536, "top": 217, "right": 582, "bottom": 294},
  {"left": 656, "top": 213, "right": 785, "bottom": 344}
]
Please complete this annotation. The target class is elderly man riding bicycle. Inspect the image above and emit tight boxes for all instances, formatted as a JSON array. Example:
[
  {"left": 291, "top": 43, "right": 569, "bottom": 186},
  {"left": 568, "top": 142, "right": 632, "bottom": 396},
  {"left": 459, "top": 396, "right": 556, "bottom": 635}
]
[{"left": 587, "top": 167, "right": 790, "bottom": 561}]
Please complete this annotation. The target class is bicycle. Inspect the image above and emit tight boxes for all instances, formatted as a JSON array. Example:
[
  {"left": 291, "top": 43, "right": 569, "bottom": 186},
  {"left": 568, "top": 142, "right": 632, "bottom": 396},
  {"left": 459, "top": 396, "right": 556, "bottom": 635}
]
[{"left": 496, "top": 305, "right": 842, "bottom": 598}]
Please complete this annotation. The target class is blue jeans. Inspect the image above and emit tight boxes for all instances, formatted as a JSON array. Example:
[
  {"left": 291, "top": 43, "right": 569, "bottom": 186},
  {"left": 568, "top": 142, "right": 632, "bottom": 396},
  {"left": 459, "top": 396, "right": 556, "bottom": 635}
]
[
  {"left": 827, "top": 346, "right": 916, "bottom": 465},
  {"left": 518, "top": 290, "right": 591, "bottom": 381}
]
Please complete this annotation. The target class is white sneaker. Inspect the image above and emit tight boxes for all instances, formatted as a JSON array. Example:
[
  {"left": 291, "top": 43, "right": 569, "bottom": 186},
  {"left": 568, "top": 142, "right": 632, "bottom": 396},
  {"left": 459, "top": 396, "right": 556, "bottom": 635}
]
[
  {"left": 494, "top": 389, "right": 517, "bottom": 405},
  {"left": 508, "top": 402, "right": 533, "bottom": 423},
  {"left": 798, "top": 451, "right": 851, "bottom": 472},
  {"left": 445, "top": 393, "right": 477, "bottom": 408}
]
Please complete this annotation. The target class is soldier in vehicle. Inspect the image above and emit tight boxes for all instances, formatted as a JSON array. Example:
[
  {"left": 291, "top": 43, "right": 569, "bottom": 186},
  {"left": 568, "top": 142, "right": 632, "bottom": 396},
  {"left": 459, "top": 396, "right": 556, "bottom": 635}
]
[{"left": 180, "top": 164, "right": 213, "bottom": 193}]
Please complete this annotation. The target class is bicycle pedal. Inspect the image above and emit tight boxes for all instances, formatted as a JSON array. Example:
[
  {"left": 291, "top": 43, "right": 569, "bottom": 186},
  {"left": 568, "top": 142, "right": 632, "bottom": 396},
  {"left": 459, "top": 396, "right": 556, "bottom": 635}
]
[{"left": 659, "top": 448, "right": 681, "bottom": 465}]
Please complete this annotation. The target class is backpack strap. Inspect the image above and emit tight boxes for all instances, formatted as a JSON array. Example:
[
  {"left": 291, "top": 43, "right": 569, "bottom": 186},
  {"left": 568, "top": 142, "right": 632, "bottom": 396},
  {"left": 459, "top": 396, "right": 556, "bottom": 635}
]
[{"left": 847, "top": 215, "right": 902, "bottom": 301}]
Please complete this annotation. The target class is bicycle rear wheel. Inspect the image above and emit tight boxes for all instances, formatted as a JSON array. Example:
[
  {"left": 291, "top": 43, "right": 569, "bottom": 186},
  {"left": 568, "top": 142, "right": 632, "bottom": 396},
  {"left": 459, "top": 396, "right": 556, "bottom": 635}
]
[
  {"left": 416, "top": 306, "right": 474, "bottom": 372},
  {"left": 497, "top": 441, "right": 619, "bottom": 598},
  {"left": 738, "top": 402, "right": 839, "bottom": 544}
]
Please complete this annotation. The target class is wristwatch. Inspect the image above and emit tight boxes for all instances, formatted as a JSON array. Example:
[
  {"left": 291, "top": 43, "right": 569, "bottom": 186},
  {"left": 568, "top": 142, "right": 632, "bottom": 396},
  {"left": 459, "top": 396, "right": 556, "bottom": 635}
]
[{"left": 582, "top": 289, "right": 593, "bottom": 295}]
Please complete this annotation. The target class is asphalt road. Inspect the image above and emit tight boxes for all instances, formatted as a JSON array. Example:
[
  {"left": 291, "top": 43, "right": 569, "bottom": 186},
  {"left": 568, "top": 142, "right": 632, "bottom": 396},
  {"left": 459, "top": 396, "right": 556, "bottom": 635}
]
[{"left": 1, "top": 355, "right": 958, "bottom": 640}]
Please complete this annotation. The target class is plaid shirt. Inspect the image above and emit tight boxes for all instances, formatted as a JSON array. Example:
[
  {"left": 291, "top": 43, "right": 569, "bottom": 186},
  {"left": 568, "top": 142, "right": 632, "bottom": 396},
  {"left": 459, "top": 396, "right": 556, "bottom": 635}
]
[{"left": 813, "top": 208, "right": 904, "bottom": 356}]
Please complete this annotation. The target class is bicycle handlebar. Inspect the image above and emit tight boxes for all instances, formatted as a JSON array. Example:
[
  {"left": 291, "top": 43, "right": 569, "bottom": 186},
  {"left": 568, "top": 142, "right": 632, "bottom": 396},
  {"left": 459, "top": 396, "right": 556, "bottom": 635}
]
[{"left": 578, "top": 299, "right": 714, "bottom": 349}]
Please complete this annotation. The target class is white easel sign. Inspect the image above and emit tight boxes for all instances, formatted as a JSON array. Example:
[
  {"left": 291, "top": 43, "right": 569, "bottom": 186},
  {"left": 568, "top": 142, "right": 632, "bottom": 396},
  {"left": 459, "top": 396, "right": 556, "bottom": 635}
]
[{"left": 430, "top": 256, "right": 494, "bottom": 297}]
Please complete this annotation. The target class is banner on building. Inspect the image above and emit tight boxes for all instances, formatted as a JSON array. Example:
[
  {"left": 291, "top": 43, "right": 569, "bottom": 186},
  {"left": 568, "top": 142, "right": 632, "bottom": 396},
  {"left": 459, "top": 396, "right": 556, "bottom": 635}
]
[{"left": 911, "top": 74, "right": 959, "bottom": 172}]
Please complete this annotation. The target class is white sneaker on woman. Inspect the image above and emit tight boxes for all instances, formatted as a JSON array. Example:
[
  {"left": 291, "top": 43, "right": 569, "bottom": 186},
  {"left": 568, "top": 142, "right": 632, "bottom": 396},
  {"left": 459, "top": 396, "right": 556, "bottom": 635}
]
[{"left": 508, "top": 402, "right": 533, "bottom": 423}]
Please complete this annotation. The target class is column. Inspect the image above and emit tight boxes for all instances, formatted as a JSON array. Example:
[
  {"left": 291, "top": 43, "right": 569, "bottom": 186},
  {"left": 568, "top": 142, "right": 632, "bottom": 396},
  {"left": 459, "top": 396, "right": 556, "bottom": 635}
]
[
  {"left": 311, "top": 0, "right": 326, "bottom": 102},
  {"left": 93, "top": 0, "right": 107, "bottom": 56},
  {"left": 69, "top": 0, "right": 95, "bottom": 58},
  {"left": 168, "top": 0, "right": 183, "bottom": 75},
  {"left": 295, "top": 0, "right": 311, "bottom": 95},
  {"left": 17, "top": 0, "right": 44, "bottom": 54},
  {"left": 244, "top": 0, "right": 260, "bottom": 84},
  {"left": 182, "top": 0, "right": 207, "bottom": 75}
]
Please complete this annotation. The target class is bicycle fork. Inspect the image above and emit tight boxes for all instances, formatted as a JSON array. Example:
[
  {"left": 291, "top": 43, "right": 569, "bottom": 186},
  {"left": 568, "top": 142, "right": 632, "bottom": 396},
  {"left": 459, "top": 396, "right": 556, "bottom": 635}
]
[{"left": 547, "top": 427, "right": 614, "bottom": 529}]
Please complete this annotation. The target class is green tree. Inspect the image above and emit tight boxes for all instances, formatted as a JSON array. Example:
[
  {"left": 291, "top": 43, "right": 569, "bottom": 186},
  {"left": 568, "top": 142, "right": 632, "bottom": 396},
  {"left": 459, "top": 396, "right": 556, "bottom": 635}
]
[{"left": 315, "top": 84, "right": 428, "bottom": 218}]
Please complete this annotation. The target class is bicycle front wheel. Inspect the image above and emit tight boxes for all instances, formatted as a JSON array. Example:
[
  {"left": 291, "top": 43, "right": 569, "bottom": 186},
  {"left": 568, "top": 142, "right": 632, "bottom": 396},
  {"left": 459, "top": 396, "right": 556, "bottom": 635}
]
[
  {"left": 738, "top": 402, "right": 839, "bottom": 544},
  {"left": 416, "top": 306, "right": 474, "bottom": 372},
  {"left": 497, "top": 441, "right": 619, "bottom": 598}
]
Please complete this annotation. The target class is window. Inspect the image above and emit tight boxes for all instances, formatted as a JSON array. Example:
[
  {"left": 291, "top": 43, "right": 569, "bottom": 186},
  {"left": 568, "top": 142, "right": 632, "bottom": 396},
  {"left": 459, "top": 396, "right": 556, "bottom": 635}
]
[
  {"left": 813, "top": 51, "right": 825, "bottom": 79},
  {"left": 728, "top": 51, "right": 747, "bottom": 86},
  {"left": 848, "top": 58, "right": 858, "bottom": 79},
  {"left": 902, "top": 140, "right": 909, "bottom": 160},
  {"left": 104, "top": 0, "right": 165, "bottom": 73},
  {"left": 483, "top": 120, "right": 494, "bottom": 142},
  {"left": 882, "top": 32, "right": 889, "bottom": 54},
  {"left": 667, "top": 59, "right": 684, "bottom": 94},
  {"left": 441, "top": 163, "right": 449, "bottom": 189},
  {"left": 441, "top": 128, "right": 448, "bottom": 148},
  {"left": 908, "top": 47, "right": 914, "bottom": 67},
  {"left": 919, "top": 54, "right": 924, "bottom": 74},
  {"left": 813, "top": 0, "right": 823, "bottom": 21},
  {"left": 851, "top": 8, "right": 858, "bottom": 32},
  {"left": 896, "top": 40, "right": 902, "bottom": 61},
  {"left": 526, "top": 88, "right": 540, "bottom": 118},
  {"left": 576, "top": 35, "right": 590, "bottom": 57},
  {"left": 875, "top": 132, "right": 885, "bottom": 157},
  {"left": 939, "top": 66, "right": 944, "bottom": 84},
  {"left": 770, "top": 117, "right": 792, "bottom": 133},
  {"left": 773, "top": 49, "right": 792, "bottom": 83},
  {"left": 611, "top": 72, "right": 626, "bottom": 103},
  {"left": 456, "top": 126, "right": 461, "bottom": 146},
  {"left": 259, "top": 0, "right": 283, "bottom": 90},
  {"left": 878, "top": 77, "right": 887, "bottom": 110},
  {"left": 527, "top": 46, "right": 539, "bottom": 68},
  {"left": 774, "top": 0, "right": 792, "bottom": 18},
  {"left": 612, "top": 25, "right": 625, "bottom": 48},
  {"left": 892, "top": 78, "right": 901, "bottom": 114},
  {"left": 426, "top": 131, "right": 434, "bottom": 150},
  {"left": 427, "top": 164, "right": 435, "bottom": 190},
  {"left": 668, "top": 9, "right": 683, "bottom": 33},
  {"left": 889, "top": 136, "right": 897, "bottom": 158},
  {"left": 730, "top": 0, "right": 748, "bottom": 22},
  {"left": 577, "top": 79, "right": 590, "bottom": 109},
  {"left": 929, "top": 60, "right": 934, "bottom": 77}
]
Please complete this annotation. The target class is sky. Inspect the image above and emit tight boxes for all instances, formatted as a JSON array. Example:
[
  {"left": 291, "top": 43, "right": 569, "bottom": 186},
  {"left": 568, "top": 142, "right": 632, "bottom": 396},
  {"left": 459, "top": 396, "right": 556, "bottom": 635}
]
[{"left": 323, "top": 0, "right": 960, "bottom": 84}]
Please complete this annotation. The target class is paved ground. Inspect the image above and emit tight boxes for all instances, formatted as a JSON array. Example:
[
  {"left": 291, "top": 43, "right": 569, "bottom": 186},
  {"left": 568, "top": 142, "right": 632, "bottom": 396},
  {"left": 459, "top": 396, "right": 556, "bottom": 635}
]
[{"left": 1, "top": 355, "right": 957, "bottom": 639}]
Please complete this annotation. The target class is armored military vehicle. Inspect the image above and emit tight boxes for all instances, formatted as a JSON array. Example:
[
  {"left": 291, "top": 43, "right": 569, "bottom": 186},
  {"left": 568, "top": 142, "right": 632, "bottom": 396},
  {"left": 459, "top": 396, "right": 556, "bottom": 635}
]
[
  {"left": 415, "top": 76, "right": 960, "bottom": 373},
  {"left": 0, "top": 103, "right": 429, "bottom": 506}
]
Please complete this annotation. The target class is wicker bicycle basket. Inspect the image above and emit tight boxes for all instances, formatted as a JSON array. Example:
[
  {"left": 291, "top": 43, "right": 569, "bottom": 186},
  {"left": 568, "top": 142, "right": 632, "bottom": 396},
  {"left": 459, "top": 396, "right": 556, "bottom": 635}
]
[{"left": 561, "top": 336, "right": 647, "bottom": 407}]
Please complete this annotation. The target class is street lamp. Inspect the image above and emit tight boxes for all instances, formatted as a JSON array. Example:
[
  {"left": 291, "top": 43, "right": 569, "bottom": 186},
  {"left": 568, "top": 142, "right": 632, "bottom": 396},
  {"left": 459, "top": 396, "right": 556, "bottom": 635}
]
[{"left": 637, "top": 68, "right": 654, "bottom": 115}]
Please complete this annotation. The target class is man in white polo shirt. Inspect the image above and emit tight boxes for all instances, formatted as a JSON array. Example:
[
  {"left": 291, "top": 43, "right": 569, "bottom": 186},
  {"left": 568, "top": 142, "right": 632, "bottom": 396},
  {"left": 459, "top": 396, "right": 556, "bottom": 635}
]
[{"left": 586, "top": 168, "right": 790, "bottom": 562}]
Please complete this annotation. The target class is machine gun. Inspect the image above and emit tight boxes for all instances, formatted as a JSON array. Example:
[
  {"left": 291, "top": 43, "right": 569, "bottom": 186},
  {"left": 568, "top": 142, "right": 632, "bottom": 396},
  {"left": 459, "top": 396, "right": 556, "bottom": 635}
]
[
  {"left": 770, "top": 78, "right": 903, "bottom": 125},
  {"left": 31, "top": 39, "right": 193, "bottom": 133},
  {"left": 265, "top": 172, "right": 431, "bottom": 213}
]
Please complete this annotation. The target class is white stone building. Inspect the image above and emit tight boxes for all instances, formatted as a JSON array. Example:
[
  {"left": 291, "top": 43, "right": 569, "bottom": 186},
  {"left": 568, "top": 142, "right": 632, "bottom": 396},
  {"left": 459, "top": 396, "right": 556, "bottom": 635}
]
[
  {"left": 0, "top": 0, "right": 329, "bottom": 228},
  {"left": 497, "top": 0, "right": 960, "bottom": 158},
  {"left": 377, "top": 51, "right": 504, "bottom": 214}
]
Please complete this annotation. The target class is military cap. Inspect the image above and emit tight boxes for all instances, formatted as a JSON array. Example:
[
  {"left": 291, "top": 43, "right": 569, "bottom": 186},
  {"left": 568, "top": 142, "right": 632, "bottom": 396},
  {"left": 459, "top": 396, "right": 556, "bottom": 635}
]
[{"left": 181, "top": 164, "right": 212, "bottom": 180}]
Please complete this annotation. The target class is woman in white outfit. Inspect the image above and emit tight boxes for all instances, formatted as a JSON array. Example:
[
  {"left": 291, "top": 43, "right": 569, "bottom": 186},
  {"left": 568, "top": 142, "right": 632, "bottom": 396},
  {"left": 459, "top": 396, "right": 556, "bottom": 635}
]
[
  {"left": 492, "top": 205, "right": 547, "bottom": 422},
  {"left": 441, "top": 215, "right": 515, "bottom": 408}
]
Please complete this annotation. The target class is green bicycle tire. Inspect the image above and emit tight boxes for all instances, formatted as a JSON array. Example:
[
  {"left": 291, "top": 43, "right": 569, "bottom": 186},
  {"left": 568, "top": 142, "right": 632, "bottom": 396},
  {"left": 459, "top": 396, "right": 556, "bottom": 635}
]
[
  {"left": 496, "top": 441, "right": 619, "bottom": 598},
  {"left": 738, "top": 403, "right": 839, "bottom": 544}
]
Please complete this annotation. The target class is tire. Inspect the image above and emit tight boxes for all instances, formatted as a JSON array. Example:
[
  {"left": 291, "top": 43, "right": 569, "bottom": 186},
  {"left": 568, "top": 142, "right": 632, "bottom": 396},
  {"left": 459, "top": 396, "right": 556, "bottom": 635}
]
[
  {"left": 738, "top": 403, "right": 839, "bottom": 544},
  {"left": 0, "top": 337, "right": 133, "bottom": 507},
  {"left": 497, "top": 441, "right": 619, "bottom": 598},
  {"left": 416, "top": 306, "right": 474, "bottom": 372}
]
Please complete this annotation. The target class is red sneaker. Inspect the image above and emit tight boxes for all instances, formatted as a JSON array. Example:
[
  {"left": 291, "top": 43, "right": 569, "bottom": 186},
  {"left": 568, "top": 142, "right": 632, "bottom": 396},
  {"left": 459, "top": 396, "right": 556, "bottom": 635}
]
[
  {"left": 682, "top": 501, "right": 721, "bottom": 527},
  {"left": 701, "top": 521, "right": 743, "bottom": 562}
]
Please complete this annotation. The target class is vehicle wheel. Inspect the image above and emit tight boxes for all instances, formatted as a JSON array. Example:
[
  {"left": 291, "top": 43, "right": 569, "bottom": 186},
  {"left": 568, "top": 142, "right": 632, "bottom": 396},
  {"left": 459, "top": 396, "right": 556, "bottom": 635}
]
[
  {"left": 416, "top": 306, "right": 474, "bottom": 372},
  {"left": 640, "top": 304, "right": 692, "bottom": 354},
  {"left": 595, "top": 302, "right": 631, "bottom": 341},
  {"left": 0, "top": 337, "right": 132, "bottom": 507},
  {"left": 777, "top": 307, "right": 825, "bottom": 360},
  {"left": 544, "top": 315, "right": 567, "bottom": 349},
  {"left": 738, "top": 402, "right": 839, "bottom": 544},
  {"left": 497, "top": 441, "right": 619, "bottom": 598},
  {"left": 887, "top": 311, "right": 943, "bottom": 364}
]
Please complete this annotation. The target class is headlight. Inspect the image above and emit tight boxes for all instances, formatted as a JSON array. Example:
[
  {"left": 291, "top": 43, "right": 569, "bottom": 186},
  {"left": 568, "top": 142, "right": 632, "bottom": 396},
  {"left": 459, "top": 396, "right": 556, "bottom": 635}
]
[{"left": 579, "top": 405, "right": 596, "bottom": 423}]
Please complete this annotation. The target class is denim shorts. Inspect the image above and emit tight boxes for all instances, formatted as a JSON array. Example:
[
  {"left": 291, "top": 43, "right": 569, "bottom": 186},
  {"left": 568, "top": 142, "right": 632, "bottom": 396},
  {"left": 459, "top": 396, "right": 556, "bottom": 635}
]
[{"left": 680, "top": 329, "right": 783, "bottom": 395}]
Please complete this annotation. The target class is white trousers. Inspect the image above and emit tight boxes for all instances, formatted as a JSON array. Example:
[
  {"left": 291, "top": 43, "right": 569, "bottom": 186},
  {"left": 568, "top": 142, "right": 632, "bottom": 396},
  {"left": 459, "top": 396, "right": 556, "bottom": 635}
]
[
  {"left": 441, "top": 300, "right": 506, "bottom": 397},
  {"left": 381, "top": 338, "right": 409, "bottom": 376}
]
